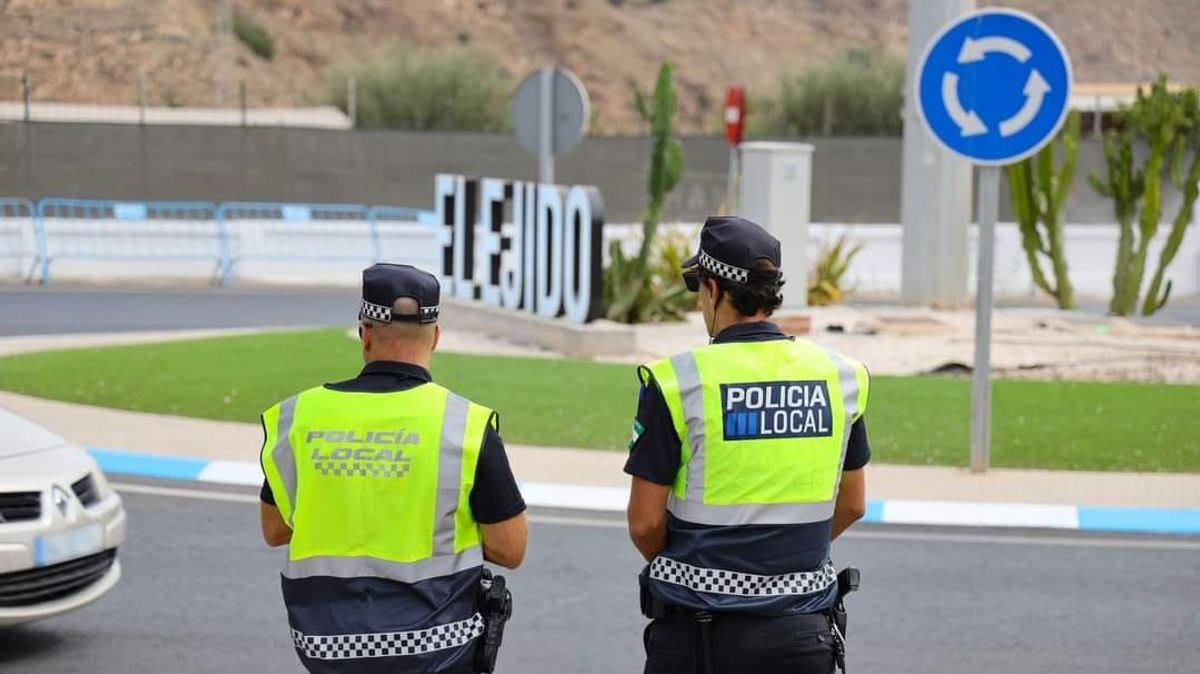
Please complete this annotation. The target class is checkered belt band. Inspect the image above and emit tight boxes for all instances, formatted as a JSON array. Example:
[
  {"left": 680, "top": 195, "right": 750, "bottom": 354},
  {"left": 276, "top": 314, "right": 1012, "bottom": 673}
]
[
  {"left": 699, "top": 250, "right": 750, "bottom": 284},
  {"left": 291, "top": 613, "right": 484, "bottom": 660},
  {"left": 650, "top": 556, "right": 837, "bottom": 597}
]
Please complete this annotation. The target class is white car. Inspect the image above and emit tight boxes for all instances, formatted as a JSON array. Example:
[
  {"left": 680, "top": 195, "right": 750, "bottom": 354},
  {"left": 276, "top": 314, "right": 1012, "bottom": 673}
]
[{"left": 0, "top": 407, "right": 126, "bottom": 626}]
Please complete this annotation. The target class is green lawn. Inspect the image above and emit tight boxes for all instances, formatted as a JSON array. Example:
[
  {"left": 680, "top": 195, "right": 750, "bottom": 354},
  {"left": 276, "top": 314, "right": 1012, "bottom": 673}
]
[{"left": 0, "top": 328, "right": 1196, "bottom": 472}]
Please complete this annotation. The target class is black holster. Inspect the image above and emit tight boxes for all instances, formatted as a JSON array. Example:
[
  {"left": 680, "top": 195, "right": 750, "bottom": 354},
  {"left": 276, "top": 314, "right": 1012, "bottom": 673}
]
[
  {"left": 639, "top": 566, "right": 670, "bottom": 620},
  {"left": 829, "top": 567, "right": 860, "bottom": 673},
  {"left": 474, "top": 569, "right": 513, "bottom": 674}
]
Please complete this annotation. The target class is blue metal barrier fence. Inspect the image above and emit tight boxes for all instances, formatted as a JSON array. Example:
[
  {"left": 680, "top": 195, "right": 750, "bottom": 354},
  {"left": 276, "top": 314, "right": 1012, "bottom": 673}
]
[
  {"left": 11, "top": 197, "right": 435, "bottom": 286},
  {"left": 215, "top": 202, "right": 376, "bottom": 285},
  {"left": 35, "top": 199, "right": 222, "bottom": 285},
  {"left": 0, "top": 198, "right": 36, "bottom": 280}
]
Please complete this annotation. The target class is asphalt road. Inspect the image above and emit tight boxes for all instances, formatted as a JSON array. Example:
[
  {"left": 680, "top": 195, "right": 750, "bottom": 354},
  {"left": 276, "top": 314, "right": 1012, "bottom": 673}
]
[
  {"left": 2, "top": 287, "right": 1199, "bottom": 337},
  {"left": 0, "top": 287, "right": 359, "bottom": 336},
  {"left": 1, "top": 481, "right": 1197, "bottom": 674}
]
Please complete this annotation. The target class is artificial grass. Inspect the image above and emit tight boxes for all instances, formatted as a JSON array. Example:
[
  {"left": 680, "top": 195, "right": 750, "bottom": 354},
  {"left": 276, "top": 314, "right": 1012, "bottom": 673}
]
[{"left": 0, "top": 328, "right": 1196, "bottom": 472}]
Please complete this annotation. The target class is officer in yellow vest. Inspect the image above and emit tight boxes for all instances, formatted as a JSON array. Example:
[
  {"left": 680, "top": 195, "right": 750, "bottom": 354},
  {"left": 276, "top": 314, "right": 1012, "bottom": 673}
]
[
  {"left": 259, "top": 263, "right": 528, "bottom": 673},
  {"left": 625, "top": 216, "right": 870, "bottom": 674}
]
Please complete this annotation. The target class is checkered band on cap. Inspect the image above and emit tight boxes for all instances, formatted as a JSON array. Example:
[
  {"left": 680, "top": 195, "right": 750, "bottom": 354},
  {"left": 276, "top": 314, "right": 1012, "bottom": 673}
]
[
  {"left": 650, "top": 557, "right": 836, "bottom": 597},
  {"left": 699, "top": 250, "right": 750, "bottom": 284},
  {"left": 291, "top": 613, "right": 484, "bottom": 661},
  {"left": 360, "top": 300, "right": 392, "bottom": 323}
]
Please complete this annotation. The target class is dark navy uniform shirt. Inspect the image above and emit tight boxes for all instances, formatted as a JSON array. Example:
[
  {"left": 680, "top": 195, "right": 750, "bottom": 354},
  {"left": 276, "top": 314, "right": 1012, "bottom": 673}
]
[
  {"left": 625, "top": 321, "right": 870, "bottom": 615},
  {"left": 260, "top": 360, "right": 526, "bottom": 525}
]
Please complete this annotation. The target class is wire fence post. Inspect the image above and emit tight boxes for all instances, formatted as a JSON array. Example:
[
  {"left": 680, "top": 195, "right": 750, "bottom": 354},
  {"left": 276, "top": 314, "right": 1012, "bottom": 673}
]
[
  {"left": 21, "top": 71, "right": 31, "bottom": 122},
  {"left": 239, "top": 82, "right": 247, "bottom": 127},
  {"left": 347, "top": 76, "right": 358, "bottom": 128},
  {"left": 137, "top": 70, "right": 147, "bottom": 126}
]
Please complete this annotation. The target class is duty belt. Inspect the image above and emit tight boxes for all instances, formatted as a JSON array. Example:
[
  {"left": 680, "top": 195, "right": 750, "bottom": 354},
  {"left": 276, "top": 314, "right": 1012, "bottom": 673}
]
[{"left": 649, "top": 556, "right": 837, "bottom": 597}]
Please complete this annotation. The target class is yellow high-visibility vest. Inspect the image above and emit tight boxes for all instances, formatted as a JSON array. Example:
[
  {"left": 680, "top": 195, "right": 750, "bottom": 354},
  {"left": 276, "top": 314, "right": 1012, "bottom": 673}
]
[
  {"left": 643, "top": 338, "right": 869, "bottom": 526},
  {"left": 260, "top": 382, "right": 494, "bottom": 666}
]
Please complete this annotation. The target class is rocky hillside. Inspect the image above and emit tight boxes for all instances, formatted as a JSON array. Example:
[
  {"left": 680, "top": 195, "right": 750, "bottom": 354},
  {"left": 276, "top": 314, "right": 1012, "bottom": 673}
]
[{"left": 1, "top": 0, "right": 1198, "bottom": 133}]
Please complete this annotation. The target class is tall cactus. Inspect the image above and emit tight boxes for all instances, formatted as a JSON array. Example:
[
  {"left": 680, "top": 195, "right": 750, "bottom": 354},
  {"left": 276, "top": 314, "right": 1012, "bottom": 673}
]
[
  {"left": 603, "top": 62, "right": 685, "bottom": 323},
  {"left": 1089, "top": 76, "right": 1198, "bottom": 316},
  {"left": 1141, "top": 87, "right": 1200, "bottom": 315},
  {"left": 1005, "top": 110, "right": 1080, "bottom": 309},
  {"left": 632, "top": 62, "right": 684, "bottom": 275}
]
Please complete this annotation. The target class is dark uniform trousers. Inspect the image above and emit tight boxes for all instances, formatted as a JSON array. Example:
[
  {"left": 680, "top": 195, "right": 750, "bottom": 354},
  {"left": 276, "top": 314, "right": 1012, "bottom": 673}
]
[{"left": 643, "top": 611, "right": 836, "bottom": 674}]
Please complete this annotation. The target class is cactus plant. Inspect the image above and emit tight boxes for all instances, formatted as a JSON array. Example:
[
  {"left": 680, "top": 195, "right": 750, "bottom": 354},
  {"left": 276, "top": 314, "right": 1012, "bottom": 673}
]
[
  {"left": 1140, "top": 87, "right": 1200, "bottom": 315},
  {"left": 1006, "top": 110, "right": 1080, "bottom": 309},
  {"left": 1089, "top": 76, "right": 1199, "bottom": 316},
  {"left": 604, "top": 62, "right": 686, "bottom": 323}
]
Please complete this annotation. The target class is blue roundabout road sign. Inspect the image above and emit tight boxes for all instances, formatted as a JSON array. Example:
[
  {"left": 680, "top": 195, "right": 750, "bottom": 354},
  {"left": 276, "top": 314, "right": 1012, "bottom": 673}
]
[{"left": 915, "top": 8, "right": 1072, "bottom": 166}]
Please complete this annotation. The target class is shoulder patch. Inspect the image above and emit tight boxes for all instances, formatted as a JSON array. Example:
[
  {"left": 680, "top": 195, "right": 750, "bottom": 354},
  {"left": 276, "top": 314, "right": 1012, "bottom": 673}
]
[{"left": 628, "top": 419, "right": 646, "bottom": 450}]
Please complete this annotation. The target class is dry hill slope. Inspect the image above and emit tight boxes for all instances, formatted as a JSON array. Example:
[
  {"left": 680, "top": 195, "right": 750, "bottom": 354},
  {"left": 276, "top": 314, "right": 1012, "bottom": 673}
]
[{"left": 1, "top": 0, "right": 1197, "bottom": 133}]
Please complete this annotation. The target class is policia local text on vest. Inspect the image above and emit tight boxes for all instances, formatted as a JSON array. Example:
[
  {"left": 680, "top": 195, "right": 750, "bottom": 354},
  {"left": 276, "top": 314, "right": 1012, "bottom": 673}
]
[
  {"left": 626, "top": 217, "right": 869, "bottom": 674},
  {"left": 259, "top": 264, "right": 528, "bottom": 674}
]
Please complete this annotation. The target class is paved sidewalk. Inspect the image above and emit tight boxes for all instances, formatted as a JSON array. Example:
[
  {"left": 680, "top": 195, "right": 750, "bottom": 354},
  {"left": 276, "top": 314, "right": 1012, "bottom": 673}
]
[{"left": 3, "top": 390, "right": 1197, "bottom": 511}]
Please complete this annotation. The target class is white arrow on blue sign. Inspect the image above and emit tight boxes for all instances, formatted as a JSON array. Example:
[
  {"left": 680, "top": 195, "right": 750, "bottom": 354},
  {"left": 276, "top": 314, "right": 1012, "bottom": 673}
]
[{"left": 915, "top": 8, "right": 1072, "bottom": 166}]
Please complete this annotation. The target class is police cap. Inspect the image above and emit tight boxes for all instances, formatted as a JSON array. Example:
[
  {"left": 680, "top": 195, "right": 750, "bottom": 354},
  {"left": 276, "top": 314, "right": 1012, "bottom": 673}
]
[
  {"left": 682, "top": 216, "right": 782, "bottom": 290},
  {"left": 359, "top": 263, "right": 440, "bottom": 324}
]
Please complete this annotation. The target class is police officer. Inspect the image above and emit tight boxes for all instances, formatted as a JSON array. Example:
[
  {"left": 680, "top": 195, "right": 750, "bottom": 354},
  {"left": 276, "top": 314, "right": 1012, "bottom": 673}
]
[
  {"left": 259, "top": 263, "right": 528, "bottom": 673},
  {"left": 625, "top": 216, "right": 870, "bottom": 674}
]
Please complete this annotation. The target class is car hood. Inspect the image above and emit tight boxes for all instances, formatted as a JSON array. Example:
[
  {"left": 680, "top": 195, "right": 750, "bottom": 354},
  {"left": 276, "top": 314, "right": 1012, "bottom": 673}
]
[{"left": 0, "top": 406, "right": 73, "bottom": 458}]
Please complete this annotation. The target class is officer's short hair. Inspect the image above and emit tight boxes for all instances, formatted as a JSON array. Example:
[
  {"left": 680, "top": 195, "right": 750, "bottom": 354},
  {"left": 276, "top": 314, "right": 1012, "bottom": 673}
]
[
  {"left": 698, "top": 259, "right": 785, "bottom": 317},
  {"left": 362, "top": 297, "right": 434, "bottom": 343}
]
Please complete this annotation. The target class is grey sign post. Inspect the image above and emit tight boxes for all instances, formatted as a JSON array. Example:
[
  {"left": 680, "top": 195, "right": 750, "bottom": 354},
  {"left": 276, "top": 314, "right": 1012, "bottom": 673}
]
[{"left": 512, "top": 66, "right": 590, "bottom": 184}]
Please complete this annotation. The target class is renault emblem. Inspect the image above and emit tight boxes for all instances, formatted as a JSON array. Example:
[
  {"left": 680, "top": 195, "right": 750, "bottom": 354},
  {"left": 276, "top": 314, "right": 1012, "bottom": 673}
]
[{"left": 52, "top": 485, "right": 71, "bottom": 517}]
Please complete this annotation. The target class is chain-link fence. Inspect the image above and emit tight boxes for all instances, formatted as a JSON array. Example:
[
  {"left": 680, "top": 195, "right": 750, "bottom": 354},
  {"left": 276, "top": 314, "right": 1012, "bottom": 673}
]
[{"left": 0, "top": 71, "right": 356, "bottom": 129}]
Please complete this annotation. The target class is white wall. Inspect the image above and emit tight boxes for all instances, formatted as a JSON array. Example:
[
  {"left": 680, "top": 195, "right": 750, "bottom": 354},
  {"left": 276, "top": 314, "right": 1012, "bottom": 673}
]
[
  {"left": 602, "top": 221, "right": 1200, "bottom": 300},
  {"left": 2, "top": 216, "right": 1197, "bottom": 301}
]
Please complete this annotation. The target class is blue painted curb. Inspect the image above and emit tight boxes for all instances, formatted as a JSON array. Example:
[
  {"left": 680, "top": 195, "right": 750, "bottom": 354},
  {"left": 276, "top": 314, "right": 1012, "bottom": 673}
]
[
  {"left": 87, "top": 447, "right": 1200, "bottom": 537},
  {"left": 89, "top": 447, "right": 209, "bottom": 481}
]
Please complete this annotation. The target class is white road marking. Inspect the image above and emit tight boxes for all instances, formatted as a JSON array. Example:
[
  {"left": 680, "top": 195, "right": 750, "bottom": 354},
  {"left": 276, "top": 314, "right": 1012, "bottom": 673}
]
[
  {"left": 114, "top": 481, "right": 260, "bottom": 504},
  {"left": 111, "top": 482, "right": 1200, "bottom": 552},
  {"left": 529, "top": 514, "right": 627, "bottom": 529}
]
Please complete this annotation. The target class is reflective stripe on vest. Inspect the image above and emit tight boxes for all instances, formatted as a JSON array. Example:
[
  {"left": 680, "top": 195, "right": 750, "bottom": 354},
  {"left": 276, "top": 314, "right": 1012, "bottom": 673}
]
[
  {"left": 264, "top": 395, "right": 299, "bottom": 526},
  {"left": 648, "top": 339, "right": 869, "bottom": 527},
  {"left": 650, "top": 556, "right": 837, "bottom": 597},
  {"left": 291, "top": 613, "right": 485, "bottom": 660},
  {"left": 261, "top": 382, "right": 489, "bottom": 584}
]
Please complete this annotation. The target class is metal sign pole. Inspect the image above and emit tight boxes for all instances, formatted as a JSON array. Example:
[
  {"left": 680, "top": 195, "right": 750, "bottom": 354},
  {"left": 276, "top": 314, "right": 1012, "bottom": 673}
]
[
  {"left": 970, "top": 166, "right": 1000, "bottom": 473},
  {"left": 538, "top": 66, "right": 555, "bottom": 185},
  {"left": 725, "top": 146, "right": 739, "bottom": 213}
]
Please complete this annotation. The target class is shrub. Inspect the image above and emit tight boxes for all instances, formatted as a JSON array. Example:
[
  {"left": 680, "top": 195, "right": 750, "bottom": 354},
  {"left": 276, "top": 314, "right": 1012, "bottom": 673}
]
[
  {"left": 753, "top": 49, "right": 904, "bottom": 137},
  {"left": 233, "top": 10, "right": 275, "bottom": 61},
  {"left": 808, "top": 233, "right": 862, "bottom": 306},
  {"left": 328, "top": 45, "right": 511, "bottom": 131}
]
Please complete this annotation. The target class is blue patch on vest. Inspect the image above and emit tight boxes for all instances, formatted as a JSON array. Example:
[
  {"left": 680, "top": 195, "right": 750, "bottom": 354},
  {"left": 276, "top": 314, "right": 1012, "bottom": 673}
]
[{"left": 720, "top": 380, "right": 833, "bottom": 441}]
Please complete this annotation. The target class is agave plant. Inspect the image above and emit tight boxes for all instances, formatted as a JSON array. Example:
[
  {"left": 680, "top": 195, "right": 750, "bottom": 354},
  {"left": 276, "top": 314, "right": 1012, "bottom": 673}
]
[{"left": 807, "top": 233, "right": 863, "bottom": 306}]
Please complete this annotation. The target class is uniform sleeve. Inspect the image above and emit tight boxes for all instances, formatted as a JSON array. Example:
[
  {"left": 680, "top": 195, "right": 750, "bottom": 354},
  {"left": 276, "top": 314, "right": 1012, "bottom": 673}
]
[
  {"left": 258, "top": 412, "right": 276, "bottom": 505},
  {"left": 623, "top": 372, "right": 682, "bottom": 486},
  {"left": 469, "top": 424, "right": 527, "bottom": 524},
  {"left": 842, "top": 417, "right": 871, "bottom": 471}
]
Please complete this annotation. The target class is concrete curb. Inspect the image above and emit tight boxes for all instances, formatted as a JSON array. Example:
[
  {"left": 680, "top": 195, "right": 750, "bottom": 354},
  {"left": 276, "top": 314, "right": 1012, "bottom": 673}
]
[{"left": 89, "top": 447, "right": 1200, "bottom": 537}]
